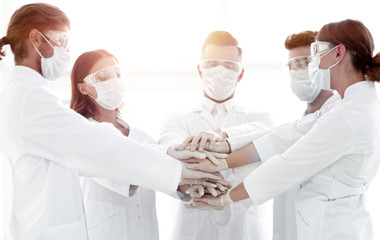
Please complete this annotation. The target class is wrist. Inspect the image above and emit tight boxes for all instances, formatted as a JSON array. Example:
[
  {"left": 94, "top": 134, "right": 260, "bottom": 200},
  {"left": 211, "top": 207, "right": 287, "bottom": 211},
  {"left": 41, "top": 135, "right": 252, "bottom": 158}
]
[
  {"left": 221, "top": 188, "right": 235, "bottom": 205},
  {"left": 225, "top": 140, "right": 231, "bottom": 154}
]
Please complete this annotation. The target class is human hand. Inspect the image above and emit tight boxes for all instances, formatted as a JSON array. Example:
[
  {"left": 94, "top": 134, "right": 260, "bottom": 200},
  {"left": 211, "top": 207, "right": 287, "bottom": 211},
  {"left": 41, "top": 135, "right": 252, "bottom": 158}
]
[
  {"left": 167, "top": 146, "right": 206, "bottom": 160},
  {"left": 197, "top": 189, "right": 234, "bottom": 207},
  {"left": 185, "top": 158, "right": 229, "bottom": 173},
  {"left": 180, "top": 163, "right": 222, "bottom": 185},
  {"left": 185, "top": 182, "right": 229, "bottom": 199},
  {"left": 180, "top": 141, "right": 230, "bottom": 154},
  {"left": 178, "top": 132, "right": 224, "bottom": 152}
]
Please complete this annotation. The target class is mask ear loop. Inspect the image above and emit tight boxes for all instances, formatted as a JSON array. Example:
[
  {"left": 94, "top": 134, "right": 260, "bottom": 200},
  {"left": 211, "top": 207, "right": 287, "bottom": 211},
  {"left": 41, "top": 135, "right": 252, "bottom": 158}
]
[
  {"left": 32, "top": 32, "right": 55, "bottom": 58},
  {"left": 320, "top": 45, "right": 342, "bottom": 69}
]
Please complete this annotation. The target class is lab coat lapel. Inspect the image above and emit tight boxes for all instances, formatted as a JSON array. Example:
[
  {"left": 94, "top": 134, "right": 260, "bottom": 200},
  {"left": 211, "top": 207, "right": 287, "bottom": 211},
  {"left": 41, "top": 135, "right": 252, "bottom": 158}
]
[{"left": 199, "top": 109, "right": 219, "bottom": 130}]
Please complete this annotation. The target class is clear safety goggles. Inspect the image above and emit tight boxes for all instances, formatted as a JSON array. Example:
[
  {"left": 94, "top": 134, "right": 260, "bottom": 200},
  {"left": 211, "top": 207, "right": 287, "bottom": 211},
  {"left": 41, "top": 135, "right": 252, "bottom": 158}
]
[
  {"left": 83, "top": 65, "right": 122, "bottom": 85},
  {"left": 199, "top": 59, "right": 242, "bottom": 73},
  {"left": 284, "top": 55, "right": 312, "bottom": 70},
  {"left": 44, "top": 30, "right": 69, "bottom": 51},
  {"left": 310, "top": 41, "right": 336, "bottom": 57}
]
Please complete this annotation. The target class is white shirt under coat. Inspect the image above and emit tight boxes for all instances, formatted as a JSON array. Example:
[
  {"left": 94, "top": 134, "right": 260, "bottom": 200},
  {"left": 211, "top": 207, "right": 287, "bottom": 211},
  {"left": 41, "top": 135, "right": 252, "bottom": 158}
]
[
  {"left": 0, "top": 66, "right": 182, "bottom": 240},
  {"left": 159, "top": 96, "right": 274, "bottom": 240},
  {"left": 244, "top": 81, "right": 380, "bottom": 240}
]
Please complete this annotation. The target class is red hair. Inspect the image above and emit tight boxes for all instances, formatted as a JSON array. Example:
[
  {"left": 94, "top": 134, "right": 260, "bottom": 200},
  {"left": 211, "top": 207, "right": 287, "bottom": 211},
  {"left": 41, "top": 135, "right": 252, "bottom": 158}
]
[
  {"left": 70, "top": 49, "right": 123, "bottom": 118},
  {"left": 284, "top": 30, "right": 318, "bottom": 50},
  {"left": 0, "top": 3, "right": 69, "bottom": 61},
  {"left": 317, "top": 19, "right": 380, "bottom": 81}
]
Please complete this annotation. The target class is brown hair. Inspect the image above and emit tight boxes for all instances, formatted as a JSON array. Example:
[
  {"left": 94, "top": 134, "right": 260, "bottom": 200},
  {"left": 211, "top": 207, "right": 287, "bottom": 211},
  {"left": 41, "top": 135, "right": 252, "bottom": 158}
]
[
  {"left": 0, "top": 3, "right": 70, "bottom": 61},
  {"left": 284, "top": 30, "right": 318, "bottom": 50},
  {"left": 201, "top": 31, "right": 242, "bottom": 58},
  {"left": 70, "top": 49, "right": 123, "bottom": 118},
  {"left": 317, "top": 19, "right": 380, "bottom": 81}
]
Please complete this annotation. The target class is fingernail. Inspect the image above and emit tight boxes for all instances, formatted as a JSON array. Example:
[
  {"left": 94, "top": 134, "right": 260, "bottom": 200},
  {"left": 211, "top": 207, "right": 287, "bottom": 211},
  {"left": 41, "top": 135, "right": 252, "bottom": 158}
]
[{"left": 187, "top": 164, "right": 194, "bottom": 169}]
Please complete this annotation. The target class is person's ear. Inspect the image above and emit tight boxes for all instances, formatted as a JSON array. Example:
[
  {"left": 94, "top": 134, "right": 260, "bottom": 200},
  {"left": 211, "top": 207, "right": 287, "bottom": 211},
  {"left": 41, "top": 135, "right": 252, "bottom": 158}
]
[
  {"left": 77, "top": 83, "right": 90, "bottom": 95},
  {"left": 28, "top": 29, "right": 42, "bottom": 48},
  {"left": 335, "top": 44, "right": 347, "bottom": 63},
  {"left": 197, "top": 64, "right": 202, "bottom": 78},
  {"left": 237, "top": 68, "right": 244, "bottom": 82}
]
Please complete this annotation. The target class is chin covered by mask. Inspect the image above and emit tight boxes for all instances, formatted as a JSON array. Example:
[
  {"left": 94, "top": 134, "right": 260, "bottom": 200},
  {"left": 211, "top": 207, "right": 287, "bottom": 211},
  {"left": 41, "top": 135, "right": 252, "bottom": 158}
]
[
  {"left": 201, "top": 65, "right": 240, "bottom": 101},
  {"left": 33, "top": 34, "right": 71, "bottom": 81},
  {"left": 290, "top": 69, "right": 321, "bottom": 103},
  {"left": 92, "top": 78, "right": 125, "bottom": 110},
  {"left": 308, "top": 45, "right": 340, "bottom": 90}
]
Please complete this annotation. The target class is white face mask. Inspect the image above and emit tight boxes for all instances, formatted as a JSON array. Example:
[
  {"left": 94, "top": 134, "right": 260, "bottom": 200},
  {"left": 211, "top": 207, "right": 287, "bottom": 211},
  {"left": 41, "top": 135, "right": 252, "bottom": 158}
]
[
  {"left": 289, "top": 69, "right": 321, "bottom": 103},
  {"left": 33, "top": 32, "right": 71, "bottom": 81},
  {"left": 201, "top": 65, "right": 240, "bottom": 101},
  {"left": 308, "top": 45, "right": 340, "bottom": 90},
  {"left": 92, "top": 78, "right": 125, "bottom": 110}
]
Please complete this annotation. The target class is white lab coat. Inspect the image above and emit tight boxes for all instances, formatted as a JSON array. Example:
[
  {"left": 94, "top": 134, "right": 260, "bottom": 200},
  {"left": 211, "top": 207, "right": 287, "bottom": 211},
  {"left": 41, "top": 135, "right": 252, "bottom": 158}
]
[
  {"left": 159, "top": 97, "right": 274, "bottom": 240},
  {"left": 225, "top": 93, "right": 340, "bottom": 240},
  {"left": 244, "top": 81, "right": 380, "bottom": 240},
  {"left": 0, "top": 66, "right": 181, "bottom": 240},
  {"left": 81, "top": 118, "right": 159, "bottom": 240}
]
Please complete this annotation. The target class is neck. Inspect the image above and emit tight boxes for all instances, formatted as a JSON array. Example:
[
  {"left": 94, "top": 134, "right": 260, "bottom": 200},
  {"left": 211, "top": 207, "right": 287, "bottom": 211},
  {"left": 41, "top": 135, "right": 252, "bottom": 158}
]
[
  {"left": 16, "top": 57, "right": 42, "bottom": 75},
  {"left": 334, "top": 66, "right": 365, "bottom": 98},
  {"left": 306, "top": 90, "right": 334, "bottom": 114},
  {"left": 92, "top": 108, "right": 118, "bottom": 125}
]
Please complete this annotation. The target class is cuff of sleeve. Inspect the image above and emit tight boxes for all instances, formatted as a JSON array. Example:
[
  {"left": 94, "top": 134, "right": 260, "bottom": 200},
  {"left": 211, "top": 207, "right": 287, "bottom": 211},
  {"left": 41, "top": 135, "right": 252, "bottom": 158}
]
[
  {"left": 243, "top": 173, "right": 266, "bottom": 205},
  {"left": 253, "top": 137, "right": 275, "bottom": 163}
]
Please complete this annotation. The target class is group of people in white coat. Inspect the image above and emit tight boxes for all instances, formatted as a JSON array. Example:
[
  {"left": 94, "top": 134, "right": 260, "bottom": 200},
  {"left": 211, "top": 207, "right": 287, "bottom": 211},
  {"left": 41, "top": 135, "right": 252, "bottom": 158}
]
[{"left": 0, "top": 3, "right": 380, "bottom": 240}]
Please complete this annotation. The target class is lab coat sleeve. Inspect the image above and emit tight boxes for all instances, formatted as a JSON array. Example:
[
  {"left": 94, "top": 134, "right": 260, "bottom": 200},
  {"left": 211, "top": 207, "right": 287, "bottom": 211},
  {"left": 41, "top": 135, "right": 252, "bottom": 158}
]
[
  {"left": 158, "top": 112, "right": 189, "bottom": 145},
  {"left": 222, "top": 111, "right": 274, "bottom": 138},
  {"left": 244, "top": 110, "right": 354, "bottom": 204},
  {"left": 254, "top": 112, "right": 321, "bottom": 162},
  {"left": 228, "top": 127, "right": 274, "bottom": 152},
  {"left": 21, "top": 88, "right": 182, "bottom": 195}
]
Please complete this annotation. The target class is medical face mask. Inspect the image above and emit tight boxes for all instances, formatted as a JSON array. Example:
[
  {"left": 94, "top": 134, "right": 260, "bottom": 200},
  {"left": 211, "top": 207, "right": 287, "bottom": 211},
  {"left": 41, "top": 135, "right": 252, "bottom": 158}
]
[
  {"left": 308, "top": 45, "right": 340, "bottom": 90},
  {"left": 91, "top": 78, "right": 125, "bottom": 110},
  {"left": 201, "top": 65, "right": 240, "bottom": 101},
  {"left": 289, "top": 69, "right": 321, "bottom": 103},
  {"left": 33, "top": 32, "right": 71, "bottom": 81}
]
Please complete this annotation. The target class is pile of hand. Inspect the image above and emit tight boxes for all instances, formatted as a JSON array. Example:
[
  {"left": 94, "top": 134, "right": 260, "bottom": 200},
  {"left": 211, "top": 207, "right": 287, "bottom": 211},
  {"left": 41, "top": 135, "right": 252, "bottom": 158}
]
[{"left": 167, "top": 131, "right": 235, "bottom": 210}]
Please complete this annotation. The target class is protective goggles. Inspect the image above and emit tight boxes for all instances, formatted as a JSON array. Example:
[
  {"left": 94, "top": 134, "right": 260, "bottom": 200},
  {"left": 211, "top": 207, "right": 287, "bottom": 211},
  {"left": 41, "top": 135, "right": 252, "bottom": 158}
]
[
  {"left": 44, "top": 30, "right": 69, "bottom": 51},
  {"left": 284, "top": 56, "right": 312, "bottom": 70},
  {"left": 83, "top": 65, "right": 122, "bottom": 85},
  {"left": 310, "top": 41, "right": 336, "bottom": 57},
  {"left": 199, "top": 59, "right": 242, "bottom": 73}
]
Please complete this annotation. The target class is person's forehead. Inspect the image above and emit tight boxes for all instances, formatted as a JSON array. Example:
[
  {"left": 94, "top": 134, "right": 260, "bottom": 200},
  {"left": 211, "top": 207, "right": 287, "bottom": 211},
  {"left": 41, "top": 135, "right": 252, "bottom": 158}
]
[
  {"left": 202, "top": 45, "right": 240, "bottom": 61},
  {"left": 89, "top": 57, "right": 118, "bottom": 74},
  {"left": 288, "top": 45, "right": 310, "bottom": 59}
]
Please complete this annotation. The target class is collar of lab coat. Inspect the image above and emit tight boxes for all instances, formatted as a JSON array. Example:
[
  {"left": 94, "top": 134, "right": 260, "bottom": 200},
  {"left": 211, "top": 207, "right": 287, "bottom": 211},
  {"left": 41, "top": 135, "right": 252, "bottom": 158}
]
[
  {"left": 12, "top": 65, "right": 48, "bottom": 87},
  {"left": 201, "top": 96, "right": 236, "bottom": 114},
  {"left": 343, "top": 80, "right": 375, "bottom": 98}
]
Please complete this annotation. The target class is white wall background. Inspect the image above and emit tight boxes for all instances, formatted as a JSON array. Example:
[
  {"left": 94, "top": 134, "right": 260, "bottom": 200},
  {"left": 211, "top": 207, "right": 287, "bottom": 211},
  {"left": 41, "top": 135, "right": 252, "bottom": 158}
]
[{"left": 1, "top": 0, "right": 380, "bottom": 239}]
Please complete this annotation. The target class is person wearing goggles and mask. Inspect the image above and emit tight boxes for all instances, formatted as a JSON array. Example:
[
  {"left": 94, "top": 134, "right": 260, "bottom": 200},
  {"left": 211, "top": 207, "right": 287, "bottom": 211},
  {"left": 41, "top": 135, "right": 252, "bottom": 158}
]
[
  {"left": 70, "top": 50, "right": 229, "bottom": 240},
  {"left": 159, "top": 31, "right": 274, "bottom": 240},
  {"left": 0, "top": 4, "right": 223, "bottom": 240},
  {"left": 181, "top": 30, "right": 341, "bottom": 240},
  {"left": 189, "top": 19, "right": 380, "bottom": 240}
]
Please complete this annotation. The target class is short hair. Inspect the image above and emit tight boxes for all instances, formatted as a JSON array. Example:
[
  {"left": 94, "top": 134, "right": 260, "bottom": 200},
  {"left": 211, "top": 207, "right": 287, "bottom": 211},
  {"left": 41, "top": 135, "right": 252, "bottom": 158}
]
[
  {"left": 284, "top": 30, "right": 318, "bottom": 50},
  {"left": 70, "top": 49, "right": 123, "bottom": 118},
  {"left": 201, "top": 31, "right": 242, "bottom": 57},
  {"left": 0, "top": 3, "right": 70, "bottom": 61}
]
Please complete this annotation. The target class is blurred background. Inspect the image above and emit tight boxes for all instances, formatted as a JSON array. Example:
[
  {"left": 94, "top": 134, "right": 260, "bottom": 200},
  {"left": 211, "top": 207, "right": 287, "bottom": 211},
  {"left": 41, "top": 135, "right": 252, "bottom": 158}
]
[{"left": 1, "top": 0, "right": 379, "bottom": 239}]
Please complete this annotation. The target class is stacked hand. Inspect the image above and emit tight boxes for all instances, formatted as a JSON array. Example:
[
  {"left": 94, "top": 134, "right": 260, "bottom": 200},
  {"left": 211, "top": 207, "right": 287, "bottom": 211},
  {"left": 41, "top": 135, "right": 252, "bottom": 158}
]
[
  {"left": 185, "top": 188, "right": 235, "bottom": 210},
  {"left": 176, "top": 132, "right": 231, "bottom": 153},
  {"left": 167, "top": 145, "right": 233, "bottom": 210}
]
